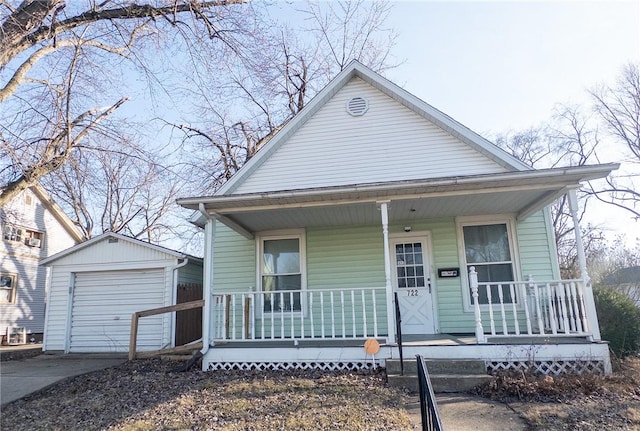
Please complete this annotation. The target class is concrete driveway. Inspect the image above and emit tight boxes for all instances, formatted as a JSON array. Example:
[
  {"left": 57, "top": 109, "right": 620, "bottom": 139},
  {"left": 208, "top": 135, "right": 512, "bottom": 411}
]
[{"left": 1, "top": 353, "right": 125, "bottom": 405}]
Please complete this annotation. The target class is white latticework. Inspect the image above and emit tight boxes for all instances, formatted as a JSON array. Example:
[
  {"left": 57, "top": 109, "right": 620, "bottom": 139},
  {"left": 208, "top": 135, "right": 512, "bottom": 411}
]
[
  {"left": 207, "top": 361, "right": 376, "bottom": 372},
  {"left": 488, "top": 360, "right": 605, "bottom": 376}
]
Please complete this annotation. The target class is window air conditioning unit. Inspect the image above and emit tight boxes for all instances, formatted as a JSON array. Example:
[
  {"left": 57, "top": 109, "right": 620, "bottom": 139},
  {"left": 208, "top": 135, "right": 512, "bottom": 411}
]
[{"left": 28, "top": 238, "right": 41, "bottom": 247}]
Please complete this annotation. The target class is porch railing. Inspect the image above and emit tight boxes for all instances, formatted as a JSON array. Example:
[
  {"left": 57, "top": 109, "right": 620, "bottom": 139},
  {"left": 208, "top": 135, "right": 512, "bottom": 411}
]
[
  {"left": 212, "top": 287, "right": 387, "bottom": 341},
  {"left": 469, "top": 267, "right": 592, "bottom": 342}
]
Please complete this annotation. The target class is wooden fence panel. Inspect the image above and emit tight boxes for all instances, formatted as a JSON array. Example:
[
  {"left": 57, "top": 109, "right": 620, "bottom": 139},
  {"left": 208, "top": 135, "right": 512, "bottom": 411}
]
[{"left": 175, "top": 283, "right": 203, "bottom": 346}]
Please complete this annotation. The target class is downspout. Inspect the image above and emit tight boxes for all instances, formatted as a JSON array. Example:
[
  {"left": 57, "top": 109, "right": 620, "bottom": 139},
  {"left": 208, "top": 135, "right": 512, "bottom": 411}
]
[
  {"left": 198, "top": 203, "right": 215, "bottom": 357},
  {"left": 170, "top": 258, "right": 189, "bottom": 348}
]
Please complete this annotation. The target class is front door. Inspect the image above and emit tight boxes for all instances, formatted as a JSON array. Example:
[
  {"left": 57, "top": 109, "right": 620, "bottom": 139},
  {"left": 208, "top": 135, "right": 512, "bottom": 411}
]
[{"left": 391, "top": 235, "right": 437, "bottom": 335}]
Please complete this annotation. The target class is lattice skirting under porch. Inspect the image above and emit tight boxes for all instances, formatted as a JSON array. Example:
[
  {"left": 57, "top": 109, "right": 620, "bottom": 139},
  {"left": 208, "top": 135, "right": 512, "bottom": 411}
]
[
  {"left": 487, "top": 360, "right": 606, "bottom": 376},
  {"left": 206, "top": 361, "right": 377, "bottom": 372}
]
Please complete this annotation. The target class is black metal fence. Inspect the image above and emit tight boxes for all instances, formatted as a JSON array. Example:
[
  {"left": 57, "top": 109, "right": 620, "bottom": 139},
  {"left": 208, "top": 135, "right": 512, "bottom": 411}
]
[
  {"left": 394, "top": 292, "right": 404, "bottom": 375},
  {"left": 416, "top": 354, "right": 444, "bottom": 431}
]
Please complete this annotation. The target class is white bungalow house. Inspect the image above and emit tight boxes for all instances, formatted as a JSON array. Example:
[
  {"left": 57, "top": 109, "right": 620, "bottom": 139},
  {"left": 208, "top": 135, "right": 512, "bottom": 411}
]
[
  {"left": 177, "top": 61, "right": 618, "bottom": 375},
  {"left": 1, "top": 184, "right": 84, "bottom": 343}
]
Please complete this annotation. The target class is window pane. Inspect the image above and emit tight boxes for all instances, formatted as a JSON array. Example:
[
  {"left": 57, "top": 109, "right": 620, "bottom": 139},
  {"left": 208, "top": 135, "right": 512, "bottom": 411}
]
[
  {"left": 471, "top": 264, "right": 514, "bottom": 283},
  {"left": 262, "top": 275, "right": 301, "bottom": 311},
  {"left": 0, "top": 275, "right": 13, "bottom": 287},
  {"left": 262, "top": 275, "right": 301, "bottom": 292},
  {"left": 463, "top": 224, "right": 511, "bottom": 263},
  {"left": 0, "top": 288, "right": 11, "bottom": 304},
  {"left": 263, "top": 239, "right": 300, "bottom": 274},
  {"left": 0, "top": 275, "right": 15, "bottom": 304}
]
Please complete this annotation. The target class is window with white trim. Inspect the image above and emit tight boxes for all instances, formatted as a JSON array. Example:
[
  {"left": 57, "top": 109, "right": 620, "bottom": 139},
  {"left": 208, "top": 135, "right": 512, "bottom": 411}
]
[
  {"left": 461, "top": 222, "right": 516, "bottom": 305},
  {"left": 3, "top": 225, "right": 22, "bottom": 243},
  {"left": 0, "top": 273, "right": 17, "bottom": 304},
  {"left": 3, "top": 225, "right": 43, "bottom": 248},
  {"left": 259, "top": 234, "right": 305, "bottom": 312}
]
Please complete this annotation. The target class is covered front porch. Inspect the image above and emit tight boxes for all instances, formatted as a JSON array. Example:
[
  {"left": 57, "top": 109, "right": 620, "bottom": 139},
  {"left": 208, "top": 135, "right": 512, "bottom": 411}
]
[{"left": 177, "top": 165, "right": 616, "bottom": 374}]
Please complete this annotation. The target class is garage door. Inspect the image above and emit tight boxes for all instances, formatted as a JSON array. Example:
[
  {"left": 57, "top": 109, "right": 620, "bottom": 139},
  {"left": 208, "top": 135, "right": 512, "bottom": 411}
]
[{"left": 69, "top": 269, "right": 166, "bottom": 353}]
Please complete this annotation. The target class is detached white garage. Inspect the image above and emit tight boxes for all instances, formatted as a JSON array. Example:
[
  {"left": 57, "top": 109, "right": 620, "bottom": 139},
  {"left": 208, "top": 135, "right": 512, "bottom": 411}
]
[{"left": 41, "top": 232, "right": 202, "bottom": 353}]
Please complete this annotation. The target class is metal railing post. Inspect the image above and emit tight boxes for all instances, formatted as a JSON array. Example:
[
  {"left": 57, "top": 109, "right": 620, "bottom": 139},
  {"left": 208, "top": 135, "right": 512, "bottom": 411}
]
[{"left": 416, "top": 354, "right": 444, "bottom": 431}]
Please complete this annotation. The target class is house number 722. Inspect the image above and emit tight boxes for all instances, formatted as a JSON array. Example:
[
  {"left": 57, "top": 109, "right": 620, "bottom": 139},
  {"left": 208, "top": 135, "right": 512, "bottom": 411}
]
[{"left": 407, "top": 289, "right": 418, "bottom": 297}]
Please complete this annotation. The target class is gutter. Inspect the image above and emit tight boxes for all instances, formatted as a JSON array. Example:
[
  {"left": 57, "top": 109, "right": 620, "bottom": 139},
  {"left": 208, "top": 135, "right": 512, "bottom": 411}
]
[
  {"left": 198, "top": 203, "right": 214, "bottom": 357},
  {"left": 176, "top": 163, "right": 620, "bottom": 209}
]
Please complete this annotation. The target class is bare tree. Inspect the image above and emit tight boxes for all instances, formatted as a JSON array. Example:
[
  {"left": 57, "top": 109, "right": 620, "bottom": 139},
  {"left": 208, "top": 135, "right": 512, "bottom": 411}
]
[
  {"left": 1, "top": 1, "right": 398, "bottom": 248},
  {"left": 173, "top": 0, "right": 398, "bottom": 194},
  {"left": 590, "top": 62, "right": 640, "bottom": 220},
  {"left": 494, "top": 106, "right": 604, "bottom": 277},
  {"left": 0, "top": 0, "right": 246, "bottom": 206},
  {"left": 42, "top": 135, "right": 180, "bottom": 241}
]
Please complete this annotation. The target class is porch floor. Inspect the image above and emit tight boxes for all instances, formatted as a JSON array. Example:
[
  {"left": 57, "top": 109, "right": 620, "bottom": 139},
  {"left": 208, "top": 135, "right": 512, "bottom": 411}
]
[
  {"left": 400, "top": 334, "right": 594, "bottom": 346},
  {"left": 212, "top": 333, "right": 595, "bottom": 349}
]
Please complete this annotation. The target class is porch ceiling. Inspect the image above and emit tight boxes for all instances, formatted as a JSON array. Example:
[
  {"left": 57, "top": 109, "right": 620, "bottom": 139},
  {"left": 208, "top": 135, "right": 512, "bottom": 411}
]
[{"left": 177, "top": 164, "right": 618, "bottom": 235}]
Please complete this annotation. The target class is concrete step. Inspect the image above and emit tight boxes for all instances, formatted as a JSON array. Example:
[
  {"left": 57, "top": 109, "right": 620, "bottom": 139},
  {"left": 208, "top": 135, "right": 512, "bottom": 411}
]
[
  {"left": 386, "top": 359, "right": 487, "bottom": 376},
  {"left": 387, "top": 373, "right": 493, "bottom": 393},
  {"left": 386, "top": 359, "right": 491, "bottom": 393}
]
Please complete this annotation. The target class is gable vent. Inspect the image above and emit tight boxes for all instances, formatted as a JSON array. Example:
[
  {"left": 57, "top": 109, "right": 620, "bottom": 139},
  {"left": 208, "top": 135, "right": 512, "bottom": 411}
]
[{"left": 346, "top": 97, "right": 369, "bottom": 116}]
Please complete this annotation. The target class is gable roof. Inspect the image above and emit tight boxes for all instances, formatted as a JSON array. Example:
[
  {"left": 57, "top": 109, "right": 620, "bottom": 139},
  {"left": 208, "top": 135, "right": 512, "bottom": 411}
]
[
  {"left": 216, "top": 60, "right": 531, "bottom": 196},
  {"left": 29, "top": 184, "right": 85, "bottom": 243},
  {"left": 40, "top": 231, "right": 201, "bottom": 265}
]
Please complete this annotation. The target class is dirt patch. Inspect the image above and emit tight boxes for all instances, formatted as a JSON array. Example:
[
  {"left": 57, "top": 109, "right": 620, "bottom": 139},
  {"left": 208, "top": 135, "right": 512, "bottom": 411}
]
[
  {"left": 471, "top": 357, "right": 640, "bottom": 430},
  {"left": 1, "top": 359, "right": 415, "bottom": 431}
]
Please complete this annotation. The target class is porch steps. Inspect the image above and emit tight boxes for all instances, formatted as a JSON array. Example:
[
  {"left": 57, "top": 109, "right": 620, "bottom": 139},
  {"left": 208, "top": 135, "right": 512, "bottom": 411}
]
[{"left": 385, "top": 359, "right": 492, "bottom": 393}]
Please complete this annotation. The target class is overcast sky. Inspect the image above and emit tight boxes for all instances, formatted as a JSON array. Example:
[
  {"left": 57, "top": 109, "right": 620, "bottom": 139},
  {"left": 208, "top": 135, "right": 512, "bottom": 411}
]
[{"left": 382, "top": 0, "right": 640, "bottom": 245}]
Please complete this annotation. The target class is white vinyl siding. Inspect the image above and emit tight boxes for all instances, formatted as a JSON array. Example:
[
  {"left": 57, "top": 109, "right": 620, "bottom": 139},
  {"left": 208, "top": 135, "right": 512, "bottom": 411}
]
[
  {"left": 43, "top": 266, "right": 72, "bottom": 349},
  {"left": 0, "top": 187, "right": 78, "bottom": 336},
  {"left": 69, "top": 269, "right": 167, "bottom": 353},
  {"left": 234, "top": 77, "right": 508, "bottom": 194}
]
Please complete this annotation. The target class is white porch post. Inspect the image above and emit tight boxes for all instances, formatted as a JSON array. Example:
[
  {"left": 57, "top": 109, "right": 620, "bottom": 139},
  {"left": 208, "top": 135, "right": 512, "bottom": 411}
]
[
  {"left": 378, "top": 201, "right": 396, "bottom": 344},
  {"left": 568, "top": 189, "right": 601, "bottom": 341},
  {"left": 200, "top": 205, "right": 216, "bottom": 357}
]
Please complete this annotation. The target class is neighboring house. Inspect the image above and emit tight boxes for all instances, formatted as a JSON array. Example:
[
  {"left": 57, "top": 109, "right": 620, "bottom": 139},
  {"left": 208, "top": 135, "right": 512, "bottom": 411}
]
[
  {"left": 1, "top": 185, "right": 84, "bottom": 344},
  {"left": 177, "top": 61, "right": 618, "bottom": 375},
  {"left": 41, "top": 232, "right": 203, "bottom": 353},
  {"left": 601, "top": 266, "right": 640, "bottom": 307}
]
